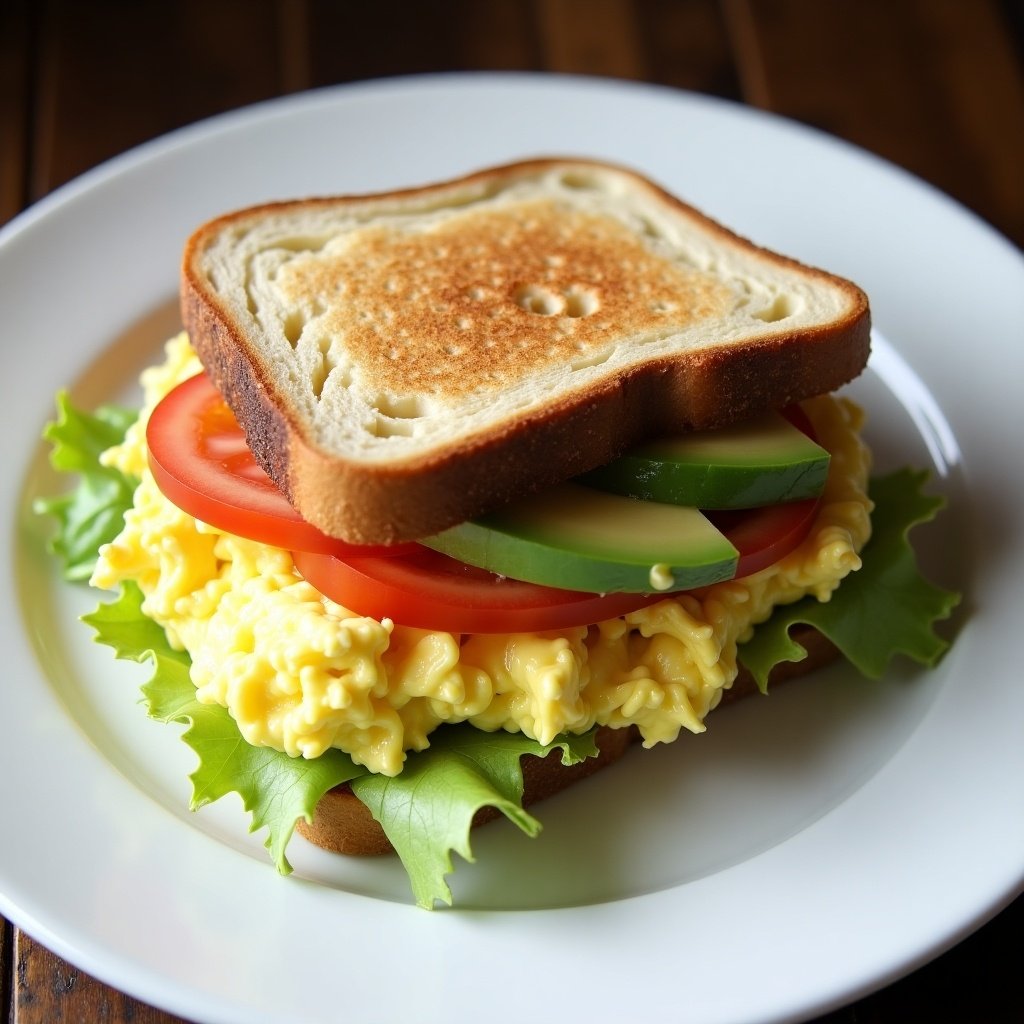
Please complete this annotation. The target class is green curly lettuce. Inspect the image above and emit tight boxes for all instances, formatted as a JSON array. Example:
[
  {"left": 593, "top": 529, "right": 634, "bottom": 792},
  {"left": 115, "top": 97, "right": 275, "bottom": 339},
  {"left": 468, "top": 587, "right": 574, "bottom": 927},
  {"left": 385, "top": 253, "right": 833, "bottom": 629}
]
[
  {"left": 352, "top": 726, "right": 598, "bottom": 907},
  {"left": 82, "top": 582, "right": 596, "bottom": 906},
  {"left": 36, "top": 393, "right": 606, "bottom": 906},
  {"left": 33, "top": 393, "right": 138, "bottom": 580},
  {"left": 738, "top": 468, "right": 960, "bottom": 688},
  {"left": 37, "top": 394, "right": 961, "bottom": 907},
  {"left": 83, "top": 583, "right": 365, "bottom": 873}
]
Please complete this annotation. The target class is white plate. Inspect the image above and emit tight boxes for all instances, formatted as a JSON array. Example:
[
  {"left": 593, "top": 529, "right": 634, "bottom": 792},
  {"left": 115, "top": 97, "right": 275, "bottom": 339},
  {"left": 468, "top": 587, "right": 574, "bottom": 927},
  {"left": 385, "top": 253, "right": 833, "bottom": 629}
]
[{"left": 2, "top": 73, "right": 1022, "bottom": 1024}]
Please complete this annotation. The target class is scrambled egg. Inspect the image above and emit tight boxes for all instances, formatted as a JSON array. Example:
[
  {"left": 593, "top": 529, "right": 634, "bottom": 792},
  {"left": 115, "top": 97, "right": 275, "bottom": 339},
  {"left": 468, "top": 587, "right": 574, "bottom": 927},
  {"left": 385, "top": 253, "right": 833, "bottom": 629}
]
[{"left": 93, "top": 333, "right": 872, "bottom": 776}]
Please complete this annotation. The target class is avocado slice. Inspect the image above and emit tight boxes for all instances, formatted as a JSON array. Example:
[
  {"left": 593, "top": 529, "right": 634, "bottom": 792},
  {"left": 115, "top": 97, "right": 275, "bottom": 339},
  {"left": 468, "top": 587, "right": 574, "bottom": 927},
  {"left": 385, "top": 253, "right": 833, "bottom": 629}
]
[
  {"left": 422, "top": 483, "right": 738, "bottom": 594},
  {"left": 579, "top": 411, "right": 830, "bottom": 509}
]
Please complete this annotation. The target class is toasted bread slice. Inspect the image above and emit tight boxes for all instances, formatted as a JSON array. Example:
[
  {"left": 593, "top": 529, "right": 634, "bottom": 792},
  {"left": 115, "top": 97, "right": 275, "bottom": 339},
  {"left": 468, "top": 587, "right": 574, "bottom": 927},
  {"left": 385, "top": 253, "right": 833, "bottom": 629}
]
[
  {"left": 296, "top": 625, "right": 838, "bottom": 857},
  {"left": 182, "top": 158, "right": 869, "bottom": 544}
]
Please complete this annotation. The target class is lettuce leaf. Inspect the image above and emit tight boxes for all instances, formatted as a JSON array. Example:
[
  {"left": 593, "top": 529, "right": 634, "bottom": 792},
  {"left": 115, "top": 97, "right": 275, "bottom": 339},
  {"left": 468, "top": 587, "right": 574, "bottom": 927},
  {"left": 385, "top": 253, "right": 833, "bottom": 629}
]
[
  {"left": 82, "top": 583, "right": 599, "bottom": 904},
  {"left": 39, "top": 393, "right": 608, "bottom": 904},
  {"left": 738, "top": 468, "right": 961, "bottom": 688},
  {"left": 83, "top": 583, "right": 366, "bottom": 872},
  {"left": 38, "top": 394, "right": 962, "bottom": 907},
  {"left": 352, "top": 726, "right": 599, "bottom": 908},
  {"left": 33, "top": 393, "right": 138, "bottom": 580}
]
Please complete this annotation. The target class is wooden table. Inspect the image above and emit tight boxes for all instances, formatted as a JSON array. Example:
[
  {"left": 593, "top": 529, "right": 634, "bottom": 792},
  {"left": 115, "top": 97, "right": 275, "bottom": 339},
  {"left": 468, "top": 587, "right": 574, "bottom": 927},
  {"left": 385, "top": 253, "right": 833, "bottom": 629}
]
[{"left": 2, "top": 2, "right": 1022, "bottom": 1021}]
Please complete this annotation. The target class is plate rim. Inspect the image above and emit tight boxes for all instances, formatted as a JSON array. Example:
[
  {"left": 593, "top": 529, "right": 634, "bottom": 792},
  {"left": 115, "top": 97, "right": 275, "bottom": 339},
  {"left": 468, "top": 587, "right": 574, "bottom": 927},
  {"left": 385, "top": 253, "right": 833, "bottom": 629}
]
[{"left": 3, "top": 71, "right": 1023, "bottom": 1024}]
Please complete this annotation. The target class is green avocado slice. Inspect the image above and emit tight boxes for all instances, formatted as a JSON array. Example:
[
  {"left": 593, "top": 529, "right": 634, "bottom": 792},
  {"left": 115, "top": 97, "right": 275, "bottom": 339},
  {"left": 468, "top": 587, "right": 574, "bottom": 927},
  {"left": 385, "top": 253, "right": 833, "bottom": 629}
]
[
  {"left": 579, "top": 411, "right": 830, "bottom": 509},
  {"left": 422, "top": 483, "right": 738, "bottom": 594}
]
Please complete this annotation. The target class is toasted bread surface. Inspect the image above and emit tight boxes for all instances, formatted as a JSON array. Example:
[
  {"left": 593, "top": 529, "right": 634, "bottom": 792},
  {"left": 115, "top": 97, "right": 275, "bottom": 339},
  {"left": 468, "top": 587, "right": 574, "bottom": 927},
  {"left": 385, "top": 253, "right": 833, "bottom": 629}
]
[
  {"left": 182, "top": 158, "right": 870, "bottom": 543},
  {"left": 295, "top": 624, "right": 838, "bottom": 857}
]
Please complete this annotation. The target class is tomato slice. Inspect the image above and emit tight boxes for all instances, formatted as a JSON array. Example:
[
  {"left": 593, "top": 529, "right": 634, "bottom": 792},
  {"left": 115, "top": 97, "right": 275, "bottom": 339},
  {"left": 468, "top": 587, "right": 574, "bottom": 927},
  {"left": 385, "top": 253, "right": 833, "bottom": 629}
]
[
  {"left": 709, "top": 402, "right": 821, "bottom": 578},
  {"left": 780, "top": 402, "right": 816, "bottom": 438},
  {"left": 147, "top": 373, "right": 415, "bottom": 557},
  {"left": 292, "top": 497, "right": 819, "bottom": 633},
  {"left": 709, "top": 497, "right": 820, "bottom": 579},
  {"left": 292, "top": 545, "right": 662, "bottom": 634},
  {"left": 149, "top": 374, "right": 823, "bottom": 632}
]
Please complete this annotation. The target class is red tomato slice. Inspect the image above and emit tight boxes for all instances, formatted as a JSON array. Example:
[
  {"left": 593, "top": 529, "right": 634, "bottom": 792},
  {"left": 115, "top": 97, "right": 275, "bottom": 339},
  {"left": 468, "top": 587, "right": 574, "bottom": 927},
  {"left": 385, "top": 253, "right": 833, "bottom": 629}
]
[
  {"left": 292, "top": 497, "right": 820, "bottom": 634},
  {"left": 708, "top": 401, "right": 821, "bottom": 578},
  {"left": 780, "top": 402, "right": 816, "bottom": 438},
  {"left": 708, "top": 497, "right": 820, "bottom": 579},
  {"left": 149, "top": 374, "right": 823, "bottom": 632},
  {"left": 292, "top": 546, "right": 662, "bottom": 634},
  {"left": 146, "top": 373, "right": 415, "bottom": 557}
]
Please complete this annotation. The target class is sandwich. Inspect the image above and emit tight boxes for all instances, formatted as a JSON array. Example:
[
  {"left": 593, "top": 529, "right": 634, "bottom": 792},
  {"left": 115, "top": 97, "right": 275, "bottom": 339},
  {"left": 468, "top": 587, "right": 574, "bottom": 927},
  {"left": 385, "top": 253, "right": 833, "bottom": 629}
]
[{"left": 38, "top": 158, "right": 959, "bottom": 907}]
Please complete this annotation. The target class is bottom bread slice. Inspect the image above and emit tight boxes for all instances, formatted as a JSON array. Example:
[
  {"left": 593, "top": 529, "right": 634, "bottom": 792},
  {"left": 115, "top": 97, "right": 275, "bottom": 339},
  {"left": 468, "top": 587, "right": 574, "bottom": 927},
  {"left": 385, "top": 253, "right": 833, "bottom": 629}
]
[{"left": 296, "top": 625, "right": 838, "bottom": 857}]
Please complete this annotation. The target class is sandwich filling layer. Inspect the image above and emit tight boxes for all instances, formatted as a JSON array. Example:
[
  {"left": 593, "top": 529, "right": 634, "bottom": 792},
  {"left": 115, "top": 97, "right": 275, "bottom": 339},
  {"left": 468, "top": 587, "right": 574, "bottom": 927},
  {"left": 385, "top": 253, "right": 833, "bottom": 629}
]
[{"left": 92, "top": 333, "right": 872, "bottom": 777}]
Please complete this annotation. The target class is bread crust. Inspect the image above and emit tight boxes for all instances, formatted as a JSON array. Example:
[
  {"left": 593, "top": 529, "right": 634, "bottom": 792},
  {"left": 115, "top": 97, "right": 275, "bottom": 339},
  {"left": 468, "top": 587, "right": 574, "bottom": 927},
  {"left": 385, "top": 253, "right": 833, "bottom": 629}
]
[
  {"left": 181, "top": 158, "right": 870, "bottom": 544},
  {"left": 295, "top": 624, "right": 838, "bottom": 857}
]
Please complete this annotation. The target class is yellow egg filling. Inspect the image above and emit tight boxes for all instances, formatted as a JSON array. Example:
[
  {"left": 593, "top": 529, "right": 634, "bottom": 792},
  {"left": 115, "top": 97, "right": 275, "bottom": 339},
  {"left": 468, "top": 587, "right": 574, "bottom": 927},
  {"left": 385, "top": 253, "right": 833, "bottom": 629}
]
[{"left": 92, "top": 333, "right": 872, "bottom": 776}]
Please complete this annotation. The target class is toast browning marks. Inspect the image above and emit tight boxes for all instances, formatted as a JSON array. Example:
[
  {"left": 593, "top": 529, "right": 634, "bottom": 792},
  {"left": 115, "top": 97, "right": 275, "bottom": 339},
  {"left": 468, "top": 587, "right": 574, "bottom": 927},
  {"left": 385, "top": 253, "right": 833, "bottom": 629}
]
[
  {"left": 276, "top": 200, "right": 736, "bottom": 401},
  {"left": 188, "top": 161, "right": 864, "bottom": 433},
  {"left": 182, "top": 159, "right": 870, "bottom": 543}
]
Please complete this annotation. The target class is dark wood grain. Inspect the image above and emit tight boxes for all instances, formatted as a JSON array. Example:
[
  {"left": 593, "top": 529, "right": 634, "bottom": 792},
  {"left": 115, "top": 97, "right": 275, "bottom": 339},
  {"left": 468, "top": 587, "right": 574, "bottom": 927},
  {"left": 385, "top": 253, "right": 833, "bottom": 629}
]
[
  {"left": 639, "top": 0, "right": 743, "bottom": 96},
  {"left": 28, "top": 0, "right": 288, "bottom": 199},
  {"left": 2, "top": 0, "right": 1022, "bottom": 1021},
  {"left": 1, "top": 918, "right": 11, "bottom": 1024},
  {"left": 306, "top": 0, "right": 543, "bottom": 81},
  {"left": 724, "top": 0, "right": 1024, "bottom": 247},
  {"left": 0, "top": 0, "right": 31, "bottom": 224},
  {"left": 14, "top": 932, "right": 192, "bottom": 1024},
  {"left": 537, "top": 0, "right": 650, "bottom": 77}
]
